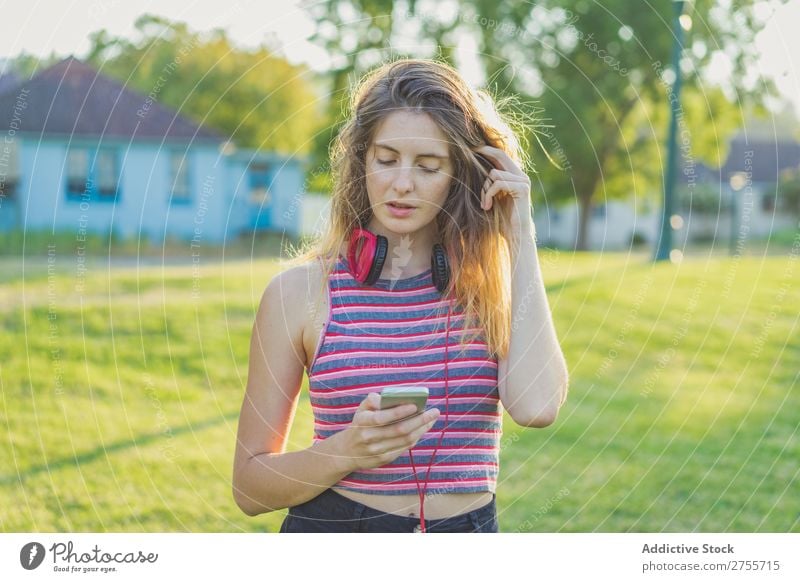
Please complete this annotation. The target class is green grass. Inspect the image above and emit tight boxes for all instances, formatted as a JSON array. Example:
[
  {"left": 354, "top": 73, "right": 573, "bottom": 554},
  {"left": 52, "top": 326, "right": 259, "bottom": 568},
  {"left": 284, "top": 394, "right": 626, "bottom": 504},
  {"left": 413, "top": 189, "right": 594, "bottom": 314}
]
[
  {"left": 1, "top": 247, "right": 798, "bottom": 532},
  {"left": 0, "top": 228, "right": 295, "bottom": 262}
]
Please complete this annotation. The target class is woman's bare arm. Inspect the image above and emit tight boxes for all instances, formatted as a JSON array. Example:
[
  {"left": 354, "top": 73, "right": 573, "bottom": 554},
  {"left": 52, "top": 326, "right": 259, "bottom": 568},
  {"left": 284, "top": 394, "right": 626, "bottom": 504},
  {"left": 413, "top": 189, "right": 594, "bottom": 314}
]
[
  {"left": 498, "top": 222, "right": 569, "bottom": 428},
  {"left": 231, "top": 265, "right": 354, "bottom": 516}
]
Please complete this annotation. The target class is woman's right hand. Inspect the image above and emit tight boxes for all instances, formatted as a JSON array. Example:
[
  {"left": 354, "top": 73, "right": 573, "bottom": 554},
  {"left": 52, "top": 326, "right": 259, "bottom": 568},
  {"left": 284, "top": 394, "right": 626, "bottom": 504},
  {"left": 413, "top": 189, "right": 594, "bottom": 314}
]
[{"left": 331, "top": 392, "right": 441, "bottom": 472}]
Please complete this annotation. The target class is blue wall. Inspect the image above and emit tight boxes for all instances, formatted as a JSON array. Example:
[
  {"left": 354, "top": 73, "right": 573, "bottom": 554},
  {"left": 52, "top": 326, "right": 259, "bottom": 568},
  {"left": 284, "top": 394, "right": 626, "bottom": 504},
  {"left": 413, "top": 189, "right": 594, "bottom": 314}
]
[
  {"left": 228, "top": 152, "right": 305, "bottom": 239},
  {"left": 5, "top": 135, "right": 304, "bottom": 244}
]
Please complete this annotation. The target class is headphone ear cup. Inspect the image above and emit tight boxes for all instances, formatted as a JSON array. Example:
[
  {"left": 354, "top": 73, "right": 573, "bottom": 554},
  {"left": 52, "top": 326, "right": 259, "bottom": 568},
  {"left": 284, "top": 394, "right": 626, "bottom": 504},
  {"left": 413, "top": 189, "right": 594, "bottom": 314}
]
[
  {"left": 348, "top": 227, "right": 386, "bottom": 285},
  {"left": 363, "top": 234, "right": 388, "bottom": 285},
  {"left": 431, "top": 243, "right": 450, "bottom": 294}
]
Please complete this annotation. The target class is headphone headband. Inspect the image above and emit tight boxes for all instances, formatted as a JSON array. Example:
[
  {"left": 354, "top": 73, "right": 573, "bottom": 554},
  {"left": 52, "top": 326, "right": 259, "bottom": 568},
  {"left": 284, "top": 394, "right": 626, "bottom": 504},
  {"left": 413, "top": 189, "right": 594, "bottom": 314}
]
[{"left": 347, "top": 227, "right": 450, "bottom": 293}]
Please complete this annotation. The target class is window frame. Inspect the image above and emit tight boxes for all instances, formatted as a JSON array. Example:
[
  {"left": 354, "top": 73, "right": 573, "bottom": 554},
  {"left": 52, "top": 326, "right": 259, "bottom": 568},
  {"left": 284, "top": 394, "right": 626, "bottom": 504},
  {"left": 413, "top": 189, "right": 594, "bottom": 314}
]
[
  {"left": 248, "top": 161, "right": 273, "bottom": 206},
  {"left": 0, "top": 139, "right": 20, "bottom": 200},
  {"left": 65, "top": 145, "right": 121, "bottom": 203}
]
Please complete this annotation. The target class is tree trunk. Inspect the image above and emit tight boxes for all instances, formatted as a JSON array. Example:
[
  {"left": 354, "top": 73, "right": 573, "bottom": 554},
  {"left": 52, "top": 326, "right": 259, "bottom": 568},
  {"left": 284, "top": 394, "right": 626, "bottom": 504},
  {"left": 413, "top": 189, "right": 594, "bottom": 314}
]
[
  {"left": 573, "top": 99, "right": 640, "bottom": 251},
  {"left": 576, "top": 193, "right": 592, "bottom": 251}
]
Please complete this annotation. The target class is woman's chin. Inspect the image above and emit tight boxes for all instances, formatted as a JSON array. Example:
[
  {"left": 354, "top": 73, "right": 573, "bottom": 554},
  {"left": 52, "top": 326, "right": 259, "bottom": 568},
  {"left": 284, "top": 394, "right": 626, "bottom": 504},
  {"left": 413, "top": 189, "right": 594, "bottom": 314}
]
[
  {"left": 372, "top": 213, "right": 411, "bottom": 227},
  {"left": 383, "top": 219, "right": 428, "bottom": 235},
  {"left": 369, "top": 211, "right": 435, "bottom": 236}
]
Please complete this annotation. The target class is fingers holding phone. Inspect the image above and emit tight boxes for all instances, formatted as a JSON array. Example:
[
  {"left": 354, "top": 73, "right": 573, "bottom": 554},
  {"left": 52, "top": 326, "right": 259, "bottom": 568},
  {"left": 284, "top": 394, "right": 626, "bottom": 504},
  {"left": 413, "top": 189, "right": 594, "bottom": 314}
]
[{"left": 335, "top": 391, "right": 441, "bottom": 472}]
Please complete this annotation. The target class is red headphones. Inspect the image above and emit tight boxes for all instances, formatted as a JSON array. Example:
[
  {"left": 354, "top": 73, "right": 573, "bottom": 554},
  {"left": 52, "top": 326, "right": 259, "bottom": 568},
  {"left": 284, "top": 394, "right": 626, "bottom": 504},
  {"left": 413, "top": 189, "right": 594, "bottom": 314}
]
[
  {"left": 348, "top": 227, "right": 451, "bottom": 293},
  {"left": 347, "top": 226, "right": 453, "bottom": 532}
]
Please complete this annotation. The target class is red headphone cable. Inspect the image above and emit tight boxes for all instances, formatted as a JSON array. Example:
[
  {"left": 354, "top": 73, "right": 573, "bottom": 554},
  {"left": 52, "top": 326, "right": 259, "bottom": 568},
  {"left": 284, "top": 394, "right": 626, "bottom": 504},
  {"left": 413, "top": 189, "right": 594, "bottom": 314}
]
[{"left": 408, "top": 296, "right": 453, "bottom": 533}]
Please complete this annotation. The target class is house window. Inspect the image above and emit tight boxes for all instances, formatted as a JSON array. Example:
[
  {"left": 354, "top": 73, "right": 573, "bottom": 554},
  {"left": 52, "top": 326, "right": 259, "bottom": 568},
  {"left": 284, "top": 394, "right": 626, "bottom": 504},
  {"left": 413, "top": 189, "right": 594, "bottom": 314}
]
[
  {"left": 0, "top": 139, "right": 20, "bottom": 199},
  {"left": 169, "top": 152, "right": 191, "bottom": 204},
  {"left": 66, "top": 147, "right": 120, "bottom": 202},
  {"left": 96, "top": 148, "right": 118, "bottom": 199},
  {"left": 249, "top": 162, "right": 272, "bottom": 205},
  {"left": 67, "top": 148, "right": 90, "bottom": 198}
]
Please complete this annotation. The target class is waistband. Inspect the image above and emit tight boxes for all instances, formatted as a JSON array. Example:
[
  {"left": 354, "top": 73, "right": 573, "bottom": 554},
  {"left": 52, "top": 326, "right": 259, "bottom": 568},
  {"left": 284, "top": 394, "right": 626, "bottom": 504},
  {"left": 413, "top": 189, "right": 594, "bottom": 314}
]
[{"left": 284, "top": 487, "right": 498, "bottom": 532}]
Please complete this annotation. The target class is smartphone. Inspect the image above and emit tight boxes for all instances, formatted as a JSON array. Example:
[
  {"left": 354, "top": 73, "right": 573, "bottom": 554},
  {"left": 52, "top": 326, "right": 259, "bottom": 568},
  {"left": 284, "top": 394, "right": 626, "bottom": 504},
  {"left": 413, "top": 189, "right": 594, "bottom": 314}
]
[{"left": 379, "top": 386, "right": 429, "bottom": 417}]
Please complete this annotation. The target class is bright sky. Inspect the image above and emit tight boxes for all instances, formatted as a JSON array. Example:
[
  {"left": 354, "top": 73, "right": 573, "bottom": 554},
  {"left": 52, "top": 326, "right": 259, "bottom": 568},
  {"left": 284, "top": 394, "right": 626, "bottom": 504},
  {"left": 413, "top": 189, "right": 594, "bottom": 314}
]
[{"left": 0, "top": 0, "right": 797, "bottom": 117}]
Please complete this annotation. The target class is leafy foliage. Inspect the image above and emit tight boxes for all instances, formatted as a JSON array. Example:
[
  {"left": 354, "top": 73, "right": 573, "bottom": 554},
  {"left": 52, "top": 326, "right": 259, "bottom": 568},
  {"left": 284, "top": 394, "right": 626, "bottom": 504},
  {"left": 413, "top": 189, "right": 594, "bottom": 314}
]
[
  {"left": 301, "top": 0, "right": 788, "bottom": 246},
  {"left": 83, "top": 15, "right": 324, "bottom": 154}
]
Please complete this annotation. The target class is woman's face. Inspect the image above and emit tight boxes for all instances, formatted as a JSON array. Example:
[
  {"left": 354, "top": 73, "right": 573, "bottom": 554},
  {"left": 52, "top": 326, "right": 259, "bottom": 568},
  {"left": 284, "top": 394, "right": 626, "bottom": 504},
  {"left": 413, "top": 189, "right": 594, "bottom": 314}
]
[{"left": 364, "top": 110, "right": 454, "bottom": 237}]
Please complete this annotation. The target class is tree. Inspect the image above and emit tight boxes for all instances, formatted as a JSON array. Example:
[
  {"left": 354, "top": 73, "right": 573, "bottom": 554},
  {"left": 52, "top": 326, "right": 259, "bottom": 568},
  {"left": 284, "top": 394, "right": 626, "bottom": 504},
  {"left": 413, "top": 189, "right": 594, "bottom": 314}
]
[
  {"left": 510, "top": 1, "right": 781, "bottom": 249},
  {"left": 302, "top": 0, "right": 416, "bottom": 176},
  {"left": 84, "top": 14, "right": 324, "bottom": 155},
  {"left": 301, "top": 0, "right": 788, "bottom": 247}
]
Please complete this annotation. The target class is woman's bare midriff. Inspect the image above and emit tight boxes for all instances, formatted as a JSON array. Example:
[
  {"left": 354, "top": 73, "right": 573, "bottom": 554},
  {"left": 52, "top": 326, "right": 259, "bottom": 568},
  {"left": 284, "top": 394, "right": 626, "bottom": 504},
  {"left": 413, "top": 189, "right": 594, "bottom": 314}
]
[
  {"left": 333, "top": 488, "right": 493, "bottom": 519},
  {"left": 301, "top": 259, "right": 492, "bottom": 520}
]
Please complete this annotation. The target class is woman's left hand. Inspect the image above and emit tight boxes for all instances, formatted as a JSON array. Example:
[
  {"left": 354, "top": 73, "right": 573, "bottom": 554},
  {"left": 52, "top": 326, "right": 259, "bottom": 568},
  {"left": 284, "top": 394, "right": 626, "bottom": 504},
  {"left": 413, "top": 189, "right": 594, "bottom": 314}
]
[{"left": 473, "top": 144, "right": 533, "bottom": 241}]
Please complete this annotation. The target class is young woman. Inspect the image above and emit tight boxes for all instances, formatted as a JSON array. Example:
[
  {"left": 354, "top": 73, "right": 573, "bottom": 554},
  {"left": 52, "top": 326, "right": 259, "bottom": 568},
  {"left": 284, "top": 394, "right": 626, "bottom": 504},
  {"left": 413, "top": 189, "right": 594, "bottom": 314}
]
[{"left": 232, "top": 58, "right": 569, "bottom": 533}]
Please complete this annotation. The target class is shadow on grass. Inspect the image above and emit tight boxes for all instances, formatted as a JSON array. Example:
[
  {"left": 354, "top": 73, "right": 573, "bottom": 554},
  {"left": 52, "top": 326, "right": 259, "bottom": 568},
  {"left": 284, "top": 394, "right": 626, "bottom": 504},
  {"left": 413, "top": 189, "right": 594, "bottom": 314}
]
[{"left": 0, "top": 410, "right": 240, "bottom": 486}]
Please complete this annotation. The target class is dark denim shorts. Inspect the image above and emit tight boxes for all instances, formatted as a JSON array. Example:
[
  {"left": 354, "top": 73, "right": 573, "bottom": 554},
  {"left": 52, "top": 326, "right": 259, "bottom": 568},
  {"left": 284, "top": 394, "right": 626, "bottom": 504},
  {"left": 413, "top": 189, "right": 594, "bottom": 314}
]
[{"left": 279, "top": 488, "right": 499, "bottom": 533}]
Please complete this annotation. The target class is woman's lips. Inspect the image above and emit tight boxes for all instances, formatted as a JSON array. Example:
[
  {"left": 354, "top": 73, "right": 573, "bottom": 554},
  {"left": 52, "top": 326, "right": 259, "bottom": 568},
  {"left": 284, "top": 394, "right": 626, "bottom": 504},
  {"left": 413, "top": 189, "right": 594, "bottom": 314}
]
[{"left": 387, "top": 202, "right": 415, "bottom": 217}]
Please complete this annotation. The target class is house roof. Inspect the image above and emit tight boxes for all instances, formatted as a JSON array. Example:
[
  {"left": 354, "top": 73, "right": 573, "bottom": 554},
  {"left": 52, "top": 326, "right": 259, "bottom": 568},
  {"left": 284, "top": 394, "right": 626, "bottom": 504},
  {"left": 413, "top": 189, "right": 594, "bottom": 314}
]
[
  {"left": 0, "top": 57, "right": 225, "bottom": 142},
  {"left": 677, "top": 136, "right": 800, "bottom": 186},
  {"left": 0, "top": 71, "right": 21, "bottom": 95},
  {"left": 722, "top": 137, "right": 800, "bottom": 183}
]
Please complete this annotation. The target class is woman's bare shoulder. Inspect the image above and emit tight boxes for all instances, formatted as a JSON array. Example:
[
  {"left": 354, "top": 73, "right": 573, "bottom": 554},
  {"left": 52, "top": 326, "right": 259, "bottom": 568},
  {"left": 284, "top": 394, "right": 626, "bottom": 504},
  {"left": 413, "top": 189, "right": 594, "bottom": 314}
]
[
  {"left": 259, "top": 260, "right": 327, "bottom": 326},
  {"left": 262, "top": 260, "right": 325, "bottom": 303},
  {"left": 259, "top": 260, "right": 329, "bottom": 368}
]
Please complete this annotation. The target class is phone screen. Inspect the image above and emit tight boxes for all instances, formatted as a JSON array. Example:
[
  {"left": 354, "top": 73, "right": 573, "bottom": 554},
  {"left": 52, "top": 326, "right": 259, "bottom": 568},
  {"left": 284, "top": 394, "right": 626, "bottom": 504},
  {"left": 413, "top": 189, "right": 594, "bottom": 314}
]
[{"left": 379, "top": 387, "right": 428, "bottom": 416}]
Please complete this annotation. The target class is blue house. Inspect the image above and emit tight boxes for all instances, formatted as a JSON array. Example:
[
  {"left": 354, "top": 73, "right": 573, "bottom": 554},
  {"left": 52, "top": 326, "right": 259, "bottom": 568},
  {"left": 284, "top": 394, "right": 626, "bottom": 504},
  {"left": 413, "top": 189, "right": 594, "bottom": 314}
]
[{"left": 0, "top": 57, "right": 305, "bottom": 244}]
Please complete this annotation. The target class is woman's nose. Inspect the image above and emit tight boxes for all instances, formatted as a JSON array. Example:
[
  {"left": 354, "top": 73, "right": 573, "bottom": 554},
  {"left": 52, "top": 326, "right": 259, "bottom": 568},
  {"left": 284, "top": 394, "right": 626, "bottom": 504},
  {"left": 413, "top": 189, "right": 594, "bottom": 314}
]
[{"left": 391, "top": 166, "right": 414, "bottom": 192}]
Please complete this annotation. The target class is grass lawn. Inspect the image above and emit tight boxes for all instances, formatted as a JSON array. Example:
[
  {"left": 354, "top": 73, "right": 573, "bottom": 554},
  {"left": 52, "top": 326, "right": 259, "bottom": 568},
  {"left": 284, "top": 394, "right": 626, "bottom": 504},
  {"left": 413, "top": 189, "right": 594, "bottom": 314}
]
[{"left": 1, "top": 246, "right": 798, "bottom": 532}]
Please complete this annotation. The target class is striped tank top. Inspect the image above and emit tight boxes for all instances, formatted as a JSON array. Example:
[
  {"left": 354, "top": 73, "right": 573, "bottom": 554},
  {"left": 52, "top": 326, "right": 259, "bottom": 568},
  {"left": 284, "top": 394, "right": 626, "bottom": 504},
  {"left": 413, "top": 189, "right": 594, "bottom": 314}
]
[{"left": 308, "top": 254, "right": 502, "bottom": 495}]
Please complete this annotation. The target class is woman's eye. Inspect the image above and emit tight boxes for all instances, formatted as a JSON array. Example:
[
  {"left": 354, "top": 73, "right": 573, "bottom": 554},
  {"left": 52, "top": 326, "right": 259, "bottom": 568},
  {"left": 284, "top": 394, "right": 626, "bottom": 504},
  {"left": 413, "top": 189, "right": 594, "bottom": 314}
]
[{"left": 377, "top": 159, "right": 438, "bottom": 173}]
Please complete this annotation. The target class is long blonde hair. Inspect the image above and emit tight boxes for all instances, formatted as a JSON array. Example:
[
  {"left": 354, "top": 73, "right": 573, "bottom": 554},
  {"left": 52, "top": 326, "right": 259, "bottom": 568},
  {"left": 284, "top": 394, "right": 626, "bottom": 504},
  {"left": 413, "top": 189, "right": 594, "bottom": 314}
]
[{"left": 287, "top": 58, "right": 530, "bottom": 359}]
